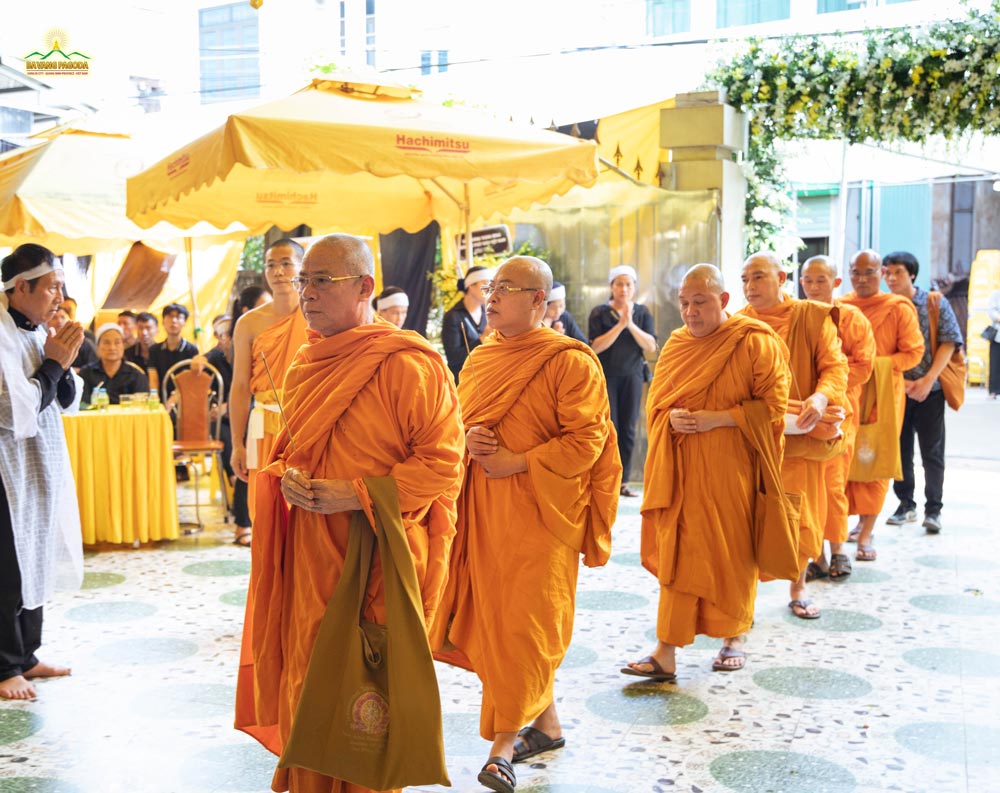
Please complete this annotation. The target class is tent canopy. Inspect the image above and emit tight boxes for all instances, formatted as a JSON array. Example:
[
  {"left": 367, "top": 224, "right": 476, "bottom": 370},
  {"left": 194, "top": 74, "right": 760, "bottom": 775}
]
[
  {"left": 126, "top": 76, "right": 600, "bottom": 236},
  {"left": 0, "top": 123, "right": 246, "bottom": 256}
]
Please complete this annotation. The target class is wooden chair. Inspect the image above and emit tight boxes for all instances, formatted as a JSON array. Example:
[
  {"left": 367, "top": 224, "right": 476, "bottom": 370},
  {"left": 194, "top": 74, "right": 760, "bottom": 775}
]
[{"left": 162, "top": 359, "right": 228, "bottom": 532}]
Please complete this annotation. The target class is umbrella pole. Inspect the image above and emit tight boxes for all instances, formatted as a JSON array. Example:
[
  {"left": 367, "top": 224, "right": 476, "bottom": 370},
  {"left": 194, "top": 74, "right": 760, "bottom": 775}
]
[
  {"left": 464, "top": 183, "right": 473, "bottom": 275},
  {"left": 185, "top": 237, "right": 202, "bottom": 348}
]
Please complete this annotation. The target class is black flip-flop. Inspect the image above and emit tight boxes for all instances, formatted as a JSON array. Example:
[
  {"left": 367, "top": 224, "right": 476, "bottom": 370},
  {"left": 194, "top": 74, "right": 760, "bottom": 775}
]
[
  {"left": 619, "top": 655, "right": 677, "bottom": 683},
  {"left": 513, "top": 726, "right": 566, "bottom": 763},
  {"left": 478, "top": 756, "right": 516, "bottom": 793},
  {"left": 805, "top": 561, "right": 828, "bottom": 582}
]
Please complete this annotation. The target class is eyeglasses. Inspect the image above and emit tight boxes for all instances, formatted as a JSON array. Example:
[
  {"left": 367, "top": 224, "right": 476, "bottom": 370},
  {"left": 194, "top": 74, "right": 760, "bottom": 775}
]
[
  {"left": 481, "top": 282, "right": 542, "bottom": 298},
  {"left": 849, "top": 269, "right": 881, "bottom": 279},
  {"left": 290, "top": 274, "right": 363, "bottom": 292}
]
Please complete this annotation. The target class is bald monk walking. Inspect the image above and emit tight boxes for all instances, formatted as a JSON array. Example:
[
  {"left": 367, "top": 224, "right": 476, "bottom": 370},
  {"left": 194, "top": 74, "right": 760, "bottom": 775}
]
[
  {"left": 841, "top": 250, "right": 924, "bottom": 561},
  {"left": 739, "top": 252, "right": 848, "bottom": 619},
  {"left": 624, "top": 264, "right": 794, "bottom": 677},
  {"left": 236, "top": 234, "right": 464, "bottom": 793},
  {"left": 799, "top": 256, "right": 876, "bottom": 580},
  {"left": 440, "top": 256, "right": 621, "bottom": 793}
]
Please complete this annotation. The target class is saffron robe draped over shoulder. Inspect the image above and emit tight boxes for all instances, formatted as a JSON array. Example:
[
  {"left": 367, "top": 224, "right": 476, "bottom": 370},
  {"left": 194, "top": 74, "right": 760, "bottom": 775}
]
[
  {"left": 823, "top": 301, "right": 876, "bottom": 542},
  {"left": 740, "top": 298, "right": 849, "bottom": 568},
  {"left": 441, "top": 327, "right": 620, "bottom": 741},
  {"left": 640, "top": 314, "right": 791, "bottom": 644},
  {"left": 840, "top": 292, "right": 924, "bottom": 515},
  {"left": 236, "top": 323, "right": 464, "bottom": 793},
  {"left": 237, "top": 306, "right": 310, "bottom": 758}
]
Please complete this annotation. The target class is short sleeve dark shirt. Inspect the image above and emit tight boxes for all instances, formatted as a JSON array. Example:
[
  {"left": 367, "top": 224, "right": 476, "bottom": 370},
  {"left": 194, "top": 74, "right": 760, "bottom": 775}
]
[
  {"left": 442, "top": 303, "right": 488, "bottom": 383},
  {"left": 588, "top": 303, "right": 656, "bottom": 378},
  {"left": 79, "top": 362, "right": 149, "bottom": 405},
  {"left": 148, "top": 338, "right": 199, "bottom": 386},
  {"left": 125, "top": 344, "right": 152, "bottom": 373},
  {"left": 906, "top": 287, "right": 964, "bottom": 389}
]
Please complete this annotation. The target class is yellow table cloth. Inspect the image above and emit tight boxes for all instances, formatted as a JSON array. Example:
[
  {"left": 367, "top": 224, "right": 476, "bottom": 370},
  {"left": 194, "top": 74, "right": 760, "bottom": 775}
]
[{"left": 62, "top": 408, "right": 180, "bottom": 545}]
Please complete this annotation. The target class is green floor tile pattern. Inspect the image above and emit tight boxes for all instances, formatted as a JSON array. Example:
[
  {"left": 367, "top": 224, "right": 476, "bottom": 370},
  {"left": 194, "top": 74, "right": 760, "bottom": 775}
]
[{"left": 2, "top": 397, "right": 997, "bottom": 793}]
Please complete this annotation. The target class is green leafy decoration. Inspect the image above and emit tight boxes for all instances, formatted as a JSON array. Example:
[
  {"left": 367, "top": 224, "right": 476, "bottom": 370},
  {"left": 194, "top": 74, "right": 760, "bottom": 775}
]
[{"left": 707, "top": 0, "right": 1000, "bottom": 256}]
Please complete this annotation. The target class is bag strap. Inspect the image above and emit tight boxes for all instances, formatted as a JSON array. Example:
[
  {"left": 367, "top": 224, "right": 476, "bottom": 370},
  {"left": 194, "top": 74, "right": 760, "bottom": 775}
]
[
  {"left": 927, "top": 291, "right": 940, "bottom": 355},
  {"left": 351, "top": 512, "right": 377, "bottom": 623}
]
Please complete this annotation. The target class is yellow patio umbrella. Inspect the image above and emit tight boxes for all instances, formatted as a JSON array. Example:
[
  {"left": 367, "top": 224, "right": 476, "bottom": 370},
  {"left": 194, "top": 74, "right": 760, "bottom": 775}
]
[
  {"left": 125, "top": 76, "right": 600, "bottom": 262},
  {"left": 0, "top": 122, "right": 248, "bottom": 343}
]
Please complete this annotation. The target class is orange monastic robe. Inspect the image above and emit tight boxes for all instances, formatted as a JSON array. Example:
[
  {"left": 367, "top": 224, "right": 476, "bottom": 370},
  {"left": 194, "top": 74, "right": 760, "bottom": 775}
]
[
  {"left": 236, "top": 307, "right": 309, "bottom": 749},
  {"left": 740, "top": 298, "right": 848, "bottom": 569},
  {"left": 641, "top": 314, "right": 790, "bottom": 645},
  {"left": 236, "top": 323, "right": 464, "bottom": 793},
  {"left": 247, "top": 308, "right": 309, "bottom": 488},
  {"left": 840, "top": 292, "right": 924, "bottom": 515},
  {"left": 823, "top": 301, "right": 876, "bottom": 542},
  {"left": 445, "top": 328, "right": 620, "bottom": 741}
]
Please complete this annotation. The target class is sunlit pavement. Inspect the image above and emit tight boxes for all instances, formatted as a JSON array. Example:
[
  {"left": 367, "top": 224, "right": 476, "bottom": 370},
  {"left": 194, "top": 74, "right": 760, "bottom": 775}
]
[{"left": 1, "top": 387, "right": 997, "bottom": 793}]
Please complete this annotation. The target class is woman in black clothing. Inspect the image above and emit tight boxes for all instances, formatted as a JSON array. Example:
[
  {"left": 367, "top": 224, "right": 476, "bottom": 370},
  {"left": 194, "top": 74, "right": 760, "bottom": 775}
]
[
  {"left": 442, "top": 265, "right": 492, "bottom": 384},
  {"left": 543, "top": 281, "right": 588, "bottom": 343},
  {"left": 589, "top": 265, "right": 657, "bottom": 497},
  {"left": 79, "top": 323, "right": 149, "bottom": 405}
]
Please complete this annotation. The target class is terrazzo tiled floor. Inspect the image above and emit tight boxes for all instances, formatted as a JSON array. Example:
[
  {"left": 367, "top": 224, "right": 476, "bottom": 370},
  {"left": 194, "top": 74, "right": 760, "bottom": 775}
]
[{"left": 2, "top": 389, "right": 998, "bottom": 793}]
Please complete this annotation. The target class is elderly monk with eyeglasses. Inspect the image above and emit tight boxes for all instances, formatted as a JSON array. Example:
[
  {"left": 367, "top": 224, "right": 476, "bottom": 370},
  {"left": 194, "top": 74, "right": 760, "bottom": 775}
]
[
  {"left": 432, "top": 256, "right": 621, "bottom": 793},
  {"left": 624, "top": 264, "right": 794, "bottom": 681},
  {"left": 235, "top": 234, "right": 464, "bottom": 793},
  {"left": 840, "top": 249, "right": 923, "bottom": 563}
]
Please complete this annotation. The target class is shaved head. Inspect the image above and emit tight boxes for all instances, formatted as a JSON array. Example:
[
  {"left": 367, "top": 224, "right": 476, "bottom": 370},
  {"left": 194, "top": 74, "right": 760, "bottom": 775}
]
[
  {"left": 802, "top": 255, "right": 838, "bottom": 279},
  {"left": 741, "top": 251, "right": 787, "bottom": 309},
  {"left": 743, "top": 251, "right": 784, "bottom": 274},
  {"left": 682, "top": 263, "right": 725, "bottom": 294},
  {"left": 848, "top": 248, "right": 883, "bottom": 298},
  {"left": 850, "top": 249, "right": 881, "bottom": 270},
  {"left": 800, "top": 255, "right": 841, "bottom": 304},
  {"left": 500, "top": 256, "right": 553, "bottom": 296},
  {"left": 306, "top": 234, "right": 375, "bottom": 277},
  {"left": 486, "top": 255, "right": 552, "bottom": 337}
]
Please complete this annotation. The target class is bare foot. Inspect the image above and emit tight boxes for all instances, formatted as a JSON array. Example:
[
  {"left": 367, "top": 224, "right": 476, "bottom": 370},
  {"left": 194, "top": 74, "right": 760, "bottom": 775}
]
[
  {"left": 24, "top": 661, "right": 71, "bottom": 679},
  {"left": 789, "top": 582, "right": 820, "bottom": 618},
  {"left": 0, "top": 675, "right": 37, "bottom": 700}
]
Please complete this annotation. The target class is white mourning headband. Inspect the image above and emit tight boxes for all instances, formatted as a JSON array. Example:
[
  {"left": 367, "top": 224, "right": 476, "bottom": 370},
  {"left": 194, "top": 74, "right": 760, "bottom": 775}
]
[
  {"left": 608, "top": 265, "right": 638, "bottom": 284},
  {"left": 548, "top": 284, "right": 566, "bottom": 302},
  {"left": 377, "top": 292, "right": 409, "bottom": 311},
  {"left": 463, "top": 268, "right": 493, "bottom": 288},
  {"left": 2, "top": 261, "right": 63, "bottom": 291}
]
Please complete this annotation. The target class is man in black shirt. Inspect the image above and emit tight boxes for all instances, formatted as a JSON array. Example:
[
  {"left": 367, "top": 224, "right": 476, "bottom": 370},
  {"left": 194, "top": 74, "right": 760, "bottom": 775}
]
[
  {"left": 148, "top": 303, "right": 198, "bottom": 394},
  {"left": 126, "top": 311, "right": 158, "bottom": 373},
  {"left": 78, "top": 324, "right": 149, "bottom": 404}
]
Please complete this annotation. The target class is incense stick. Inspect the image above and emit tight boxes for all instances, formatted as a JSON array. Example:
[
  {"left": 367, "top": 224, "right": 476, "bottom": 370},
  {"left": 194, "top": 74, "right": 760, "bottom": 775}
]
[{"left": 260, "top": 350, "right": 300, "bottom": 455}]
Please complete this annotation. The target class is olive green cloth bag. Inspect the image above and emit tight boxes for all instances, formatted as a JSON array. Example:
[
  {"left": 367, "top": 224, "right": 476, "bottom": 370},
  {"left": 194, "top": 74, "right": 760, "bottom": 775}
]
[{"left": 278, "top": 477, "right": 450, "bottom": 789}]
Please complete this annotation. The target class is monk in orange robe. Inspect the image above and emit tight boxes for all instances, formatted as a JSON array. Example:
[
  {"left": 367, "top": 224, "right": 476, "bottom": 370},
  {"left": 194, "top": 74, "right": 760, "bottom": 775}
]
[
  {"left": 738, "top": 252, "right": 848, "bottom": 620},
  {"left": 624, "top": 264, "right": 793, "bottom": 678},
  {"left": 440, "top": 256, "right": 620, "bottom": 793},
  {"left": 233, "top": 240, "right": 310, "bottom": 742},
  {"left": 235, "top": 234, "right": 464, "bottom": 793},
  {"left": 799, "top": 255, "right": 876, "bottom": 580},
  {"left": 841, "top": 249, "right": 924, "bottom": 561}
]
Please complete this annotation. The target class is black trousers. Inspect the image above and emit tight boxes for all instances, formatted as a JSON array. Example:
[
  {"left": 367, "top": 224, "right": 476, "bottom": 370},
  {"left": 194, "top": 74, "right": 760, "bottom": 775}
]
[
  {"left": 894, "top": 389, "right": 946, "bottom": 516},
  {"left": 606, "top": 373, "right": 644, "bottom": 482},
  {"left": 0, "top": 477, "right": 42, "bottom": 680},
  {"left": 990, "top": 340, "right": 1000, "bottom": 395}
]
